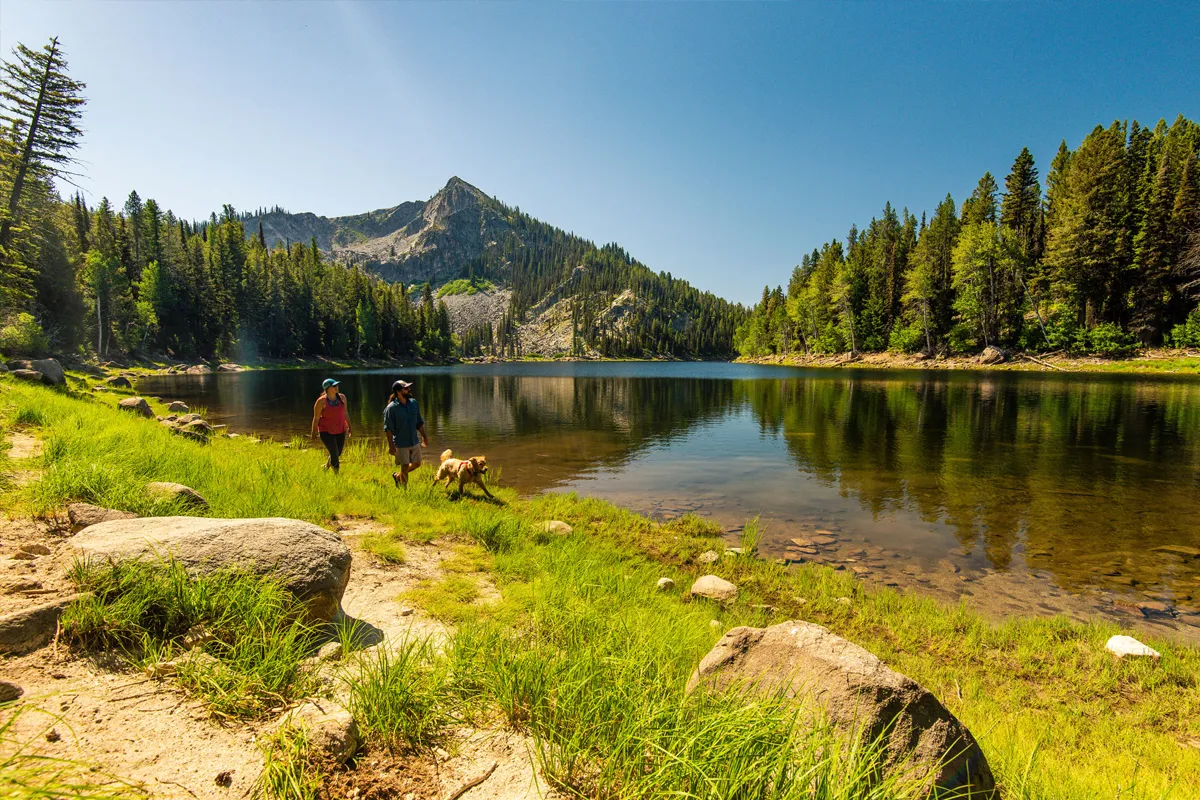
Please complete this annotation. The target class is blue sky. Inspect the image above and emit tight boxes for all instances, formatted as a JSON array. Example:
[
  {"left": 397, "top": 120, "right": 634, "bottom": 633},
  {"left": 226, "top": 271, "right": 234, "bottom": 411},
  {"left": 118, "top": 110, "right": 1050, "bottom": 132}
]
[{"left": 3, "top": 1, "right": 1198, "bottom": 305}]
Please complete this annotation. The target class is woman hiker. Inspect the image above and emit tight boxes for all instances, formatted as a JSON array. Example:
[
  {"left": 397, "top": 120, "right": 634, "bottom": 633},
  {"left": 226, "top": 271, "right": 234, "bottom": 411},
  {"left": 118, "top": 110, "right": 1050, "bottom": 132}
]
[
  {"left": 384, "top": 379, "right": 428, "bottom": 488},
  {"left": 311, "top": 378, "right": 351, "bottom": 473}
]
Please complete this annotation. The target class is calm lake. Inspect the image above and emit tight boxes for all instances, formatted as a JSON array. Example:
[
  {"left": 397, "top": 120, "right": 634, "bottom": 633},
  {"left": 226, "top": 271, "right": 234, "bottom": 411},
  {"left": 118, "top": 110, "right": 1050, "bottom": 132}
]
[{"left": 136, "top": 362, "right": 1200, "bottom": 639}]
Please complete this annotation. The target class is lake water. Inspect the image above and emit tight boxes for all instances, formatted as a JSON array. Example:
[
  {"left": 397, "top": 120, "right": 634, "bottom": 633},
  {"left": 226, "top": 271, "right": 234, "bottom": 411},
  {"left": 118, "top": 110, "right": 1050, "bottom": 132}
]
[{"left": 136, "top": 362, "right": 1200, "bottom": 640}]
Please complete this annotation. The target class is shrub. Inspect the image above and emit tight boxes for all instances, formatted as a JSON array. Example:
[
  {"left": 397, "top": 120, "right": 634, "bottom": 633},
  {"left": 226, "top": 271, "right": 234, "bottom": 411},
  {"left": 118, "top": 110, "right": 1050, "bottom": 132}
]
[
  {"left": 1169, "top": 308, "right": 1200, "bottom": 348},
  {"left": 1085, "top": 322, "right": 1138, "bottom": 357},
  {"left": 887, "top": 322, "right": 925, "bottom": 354},
  {"left": 1043, "top": 308, "right": 1086, "bottom": 354},
  {"left": 0, "top": 312, "right": 49, "bottom": 357}
]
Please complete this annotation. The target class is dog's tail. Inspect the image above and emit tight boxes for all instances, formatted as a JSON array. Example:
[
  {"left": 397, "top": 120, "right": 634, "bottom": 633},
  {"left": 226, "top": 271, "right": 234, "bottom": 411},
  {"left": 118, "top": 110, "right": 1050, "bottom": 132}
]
[{"left": 440, "top": 448, "right": 454, "bottom": 463}]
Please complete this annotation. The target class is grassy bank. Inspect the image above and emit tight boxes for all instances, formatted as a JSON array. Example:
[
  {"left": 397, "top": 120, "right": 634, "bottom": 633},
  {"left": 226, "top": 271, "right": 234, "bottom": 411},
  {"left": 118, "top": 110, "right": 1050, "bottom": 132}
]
[
  {"left": 2, "top": 375, "right": 1199, "bottom": 798},
  {"left": 739, "top": 348, "right": 1200, "bottom": 376}
]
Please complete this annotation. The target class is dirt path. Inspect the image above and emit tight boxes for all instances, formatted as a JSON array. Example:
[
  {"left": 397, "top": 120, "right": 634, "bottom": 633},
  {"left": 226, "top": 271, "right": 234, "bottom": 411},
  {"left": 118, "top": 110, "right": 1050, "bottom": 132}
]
[
  {"left": 3, "top": 516, "right": 550, "bottom": 799},
  {"left": 3, "top": 430, "right": 43, "bottom": 487}
]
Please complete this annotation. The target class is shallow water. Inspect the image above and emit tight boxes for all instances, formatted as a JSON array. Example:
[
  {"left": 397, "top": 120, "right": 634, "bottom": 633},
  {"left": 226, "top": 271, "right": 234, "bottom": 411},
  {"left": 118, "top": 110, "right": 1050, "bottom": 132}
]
[{"left": 136, "top": 362, "right": 1200, "bottom": 639}]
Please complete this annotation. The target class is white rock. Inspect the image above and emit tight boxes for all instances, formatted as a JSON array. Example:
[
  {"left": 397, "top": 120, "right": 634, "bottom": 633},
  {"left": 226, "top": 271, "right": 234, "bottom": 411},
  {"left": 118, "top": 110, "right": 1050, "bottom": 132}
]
[
  {"left": 691, "top": 574, "right": 738, "bottom": 602},
  {"left": 541, "top": 520, "right": 572, "bottom": 535},
  {"left": 656, "top": 577, "right": 676, "bottom": 592},
  {"left": 697, "top": 550, "right": 720, "bottom": 565},
  {"left": 1105, "top": 634, "right": 1161, "bottom": 659}
]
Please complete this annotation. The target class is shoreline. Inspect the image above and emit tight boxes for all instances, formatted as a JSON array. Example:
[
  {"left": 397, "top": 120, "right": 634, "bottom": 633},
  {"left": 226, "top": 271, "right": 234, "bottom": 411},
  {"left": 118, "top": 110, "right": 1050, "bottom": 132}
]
[
  {"left": 737, "top": 348, "right": 1200, "bottom": 376},
  {"left": 2, "top": 375, "right": 1199, "bottom": 795}
]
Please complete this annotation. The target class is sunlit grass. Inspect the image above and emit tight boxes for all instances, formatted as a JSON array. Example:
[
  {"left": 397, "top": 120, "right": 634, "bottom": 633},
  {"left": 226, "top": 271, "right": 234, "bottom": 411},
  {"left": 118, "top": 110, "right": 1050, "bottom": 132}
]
[{"left": 1, "top": 378, "right": 1198, "bottom": 797}]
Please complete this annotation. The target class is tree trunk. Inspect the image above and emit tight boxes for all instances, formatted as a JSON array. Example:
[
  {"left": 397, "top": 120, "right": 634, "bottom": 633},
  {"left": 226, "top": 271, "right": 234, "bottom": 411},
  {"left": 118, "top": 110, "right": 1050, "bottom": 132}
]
[{"left": 0, "top": 38, "right": 58, "bottom": 252}]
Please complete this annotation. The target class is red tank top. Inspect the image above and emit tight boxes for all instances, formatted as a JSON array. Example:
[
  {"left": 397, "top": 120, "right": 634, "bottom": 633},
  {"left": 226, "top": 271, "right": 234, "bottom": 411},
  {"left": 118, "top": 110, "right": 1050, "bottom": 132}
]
[{"left": 318, "top": 395, "right": 348, "bottom": 434}]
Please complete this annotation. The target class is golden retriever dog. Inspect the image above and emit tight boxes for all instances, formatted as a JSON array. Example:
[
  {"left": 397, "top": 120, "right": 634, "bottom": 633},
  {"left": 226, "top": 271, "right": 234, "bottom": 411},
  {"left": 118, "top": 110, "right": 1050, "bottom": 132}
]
[{"left": 434, "top": 449, "right": 493, "bottom": 498}]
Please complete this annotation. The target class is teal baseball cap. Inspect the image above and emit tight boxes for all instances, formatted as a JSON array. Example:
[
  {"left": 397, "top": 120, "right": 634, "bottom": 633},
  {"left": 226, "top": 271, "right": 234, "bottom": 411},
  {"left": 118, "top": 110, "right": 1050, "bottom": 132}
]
[{"left": 322, "top": 378, "right": 340, "bottom": 390}]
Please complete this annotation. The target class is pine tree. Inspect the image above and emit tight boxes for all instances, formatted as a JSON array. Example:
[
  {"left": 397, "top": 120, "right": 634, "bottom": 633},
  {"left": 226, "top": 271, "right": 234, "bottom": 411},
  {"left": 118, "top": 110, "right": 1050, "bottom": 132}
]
[{"left": 0, "top": 37, "right": 87, "bottom": 256}]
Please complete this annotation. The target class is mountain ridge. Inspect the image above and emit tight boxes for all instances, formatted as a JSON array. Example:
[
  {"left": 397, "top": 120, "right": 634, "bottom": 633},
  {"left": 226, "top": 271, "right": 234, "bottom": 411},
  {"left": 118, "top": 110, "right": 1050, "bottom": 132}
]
[{"left": 241, "top": 178, "right": 745, "bottom": 358}]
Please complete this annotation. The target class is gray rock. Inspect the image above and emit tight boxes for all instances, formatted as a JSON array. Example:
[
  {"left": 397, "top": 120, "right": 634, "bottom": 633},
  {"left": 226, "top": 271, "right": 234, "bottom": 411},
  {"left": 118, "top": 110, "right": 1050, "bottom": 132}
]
[
  {"left": 977, "top": 346, "right": 1007, "bottom": 365},
  {"left": 276, "top": 700, "right": 359, "bottom": 764},
  {"left": 117, "top": 397, "right": 154, "bottom": 418},
  {"left": 540, "top": 520, "right": 572, "bottom": 535},
  {"left": 104, "top": 375, "right": 132, "bottom": 388},
  {"left": 697, "top": 550, "right": 720, "bottom": 565},
  {"left": 185, "top": 365, "right": 212, "bottom": 375},
  {"left": 72, "top": 517, "right": 352, "bottom": 622},
  {"left": 0, "top": 595, "right": 83, "bottom": 654},
  {"left": 7, "top": 359, "right": 64, "bottom": 385},
  {"left": 690, "top": 574, "right": 738, "bottom": 602},
  {"left": 216, "top": 363, "right": 243, "bottom": 372},
  {"left": 11, "top": 369, "right": 44, "bottom": 384},
  {"left": 145, "top": 481, "right": 208, "bottom": 510},
  {"left": 656, "top": 577, "right": 676, "bottom": 592},
  {"left": 167, "top": 401, "right": 189, "bottom": 413},
  {"left": 0, "top": 679, "right": 23, "bottom": 702},
  {"left": 687, "top": 621, "right": 996, "bottom": 797},
  {"left": 0, "top": 363, "right": 7, "bottom": 373},
  {"left": 67, "top": 503, "right": 138, "bottom": 530}
]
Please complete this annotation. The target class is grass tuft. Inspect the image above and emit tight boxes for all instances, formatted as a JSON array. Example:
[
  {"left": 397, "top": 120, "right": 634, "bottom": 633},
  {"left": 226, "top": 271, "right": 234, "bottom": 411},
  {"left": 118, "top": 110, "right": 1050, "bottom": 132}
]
[
  {"left": 61, "top": 558, "right": 320, "bottom": 718},
  {"left": 341, "top": 637, "right": 454, "bottom": 752}
]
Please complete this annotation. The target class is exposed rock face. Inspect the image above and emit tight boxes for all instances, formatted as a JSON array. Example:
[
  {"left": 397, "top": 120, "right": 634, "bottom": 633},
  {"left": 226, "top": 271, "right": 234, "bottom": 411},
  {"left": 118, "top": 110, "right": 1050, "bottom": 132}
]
[
  {"left": 67, "top": 502, "right": 138, "bottom": 530},
  {"left": 117, "top": 397, "right": 154, "bottom": 418},
  {"left": 690, "top": 574, "right": 738, "bottom": 602},
  {"left": 7, "top": 358, "right": 64, "bottom": 385},
  {"left": 145, "top": 481, "right": 209, "bottom": 509},
  {"left": 71, "top": 517, "right": 352, "bottom": 621},
  {"left": 686, "top": 621, "right": 996, "bottom": 797},
  {"left": 0, "top": 596, "right": 82, "bottom": 654}
]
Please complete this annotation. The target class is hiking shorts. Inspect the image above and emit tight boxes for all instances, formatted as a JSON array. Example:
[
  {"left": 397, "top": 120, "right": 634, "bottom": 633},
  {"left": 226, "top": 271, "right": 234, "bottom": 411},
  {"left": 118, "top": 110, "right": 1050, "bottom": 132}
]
[{"left": 394, "top": 445, "right": 423, "bottom": 468}]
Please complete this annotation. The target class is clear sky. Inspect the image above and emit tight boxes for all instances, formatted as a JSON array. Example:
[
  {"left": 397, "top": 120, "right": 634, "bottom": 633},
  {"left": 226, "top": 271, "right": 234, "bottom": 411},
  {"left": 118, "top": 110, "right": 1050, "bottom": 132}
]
[{"left": 3, "top": 1, "right": 1198, "bottom": 305}]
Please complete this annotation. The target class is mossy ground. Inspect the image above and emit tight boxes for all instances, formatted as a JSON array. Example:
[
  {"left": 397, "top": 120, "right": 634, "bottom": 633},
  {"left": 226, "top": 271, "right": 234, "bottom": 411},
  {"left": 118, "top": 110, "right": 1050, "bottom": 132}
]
[{"left": 1, "top": 373, "right": 1198, "bottom": 798}]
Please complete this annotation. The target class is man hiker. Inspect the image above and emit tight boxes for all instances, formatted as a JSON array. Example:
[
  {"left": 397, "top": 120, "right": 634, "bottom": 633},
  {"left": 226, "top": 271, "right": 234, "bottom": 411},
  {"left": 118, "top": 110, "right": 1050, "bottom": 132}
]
[
  {"left": 385, "top": 379, "right": 428, "bottom": 488},
  {"left": 311, "top": 378, "right": 351, "bottom": 473}
]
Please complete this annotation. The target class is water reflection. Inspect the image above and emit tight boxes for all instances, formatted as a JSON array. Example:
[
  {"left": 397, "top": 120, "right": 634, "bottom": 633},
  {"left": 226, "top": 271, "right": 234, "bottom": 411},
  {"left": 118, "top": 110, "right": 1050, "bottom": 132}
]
[{"left": 137, "top": 364, "right": 1200, "bottom": 625}]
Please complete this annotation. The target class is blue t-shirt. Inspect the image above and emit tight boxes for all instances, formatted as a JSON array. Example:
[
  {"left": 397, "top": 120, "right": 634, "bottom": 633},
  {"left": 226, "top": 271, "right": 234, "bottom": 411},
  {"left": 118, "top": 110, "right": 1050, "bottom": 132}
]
[{"left": 384, "top": 398, "right": 424, "bottom": 447}]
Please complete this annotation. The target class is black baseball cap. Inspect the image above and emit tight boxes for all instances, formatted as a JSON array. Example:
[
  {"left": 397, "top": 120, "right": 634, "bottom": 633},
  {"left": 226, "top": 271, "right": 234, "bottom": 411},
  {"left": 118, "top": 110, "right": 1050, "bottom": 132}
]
[{"left": 392, "top": 380, "right": 413, "bottom": 393}]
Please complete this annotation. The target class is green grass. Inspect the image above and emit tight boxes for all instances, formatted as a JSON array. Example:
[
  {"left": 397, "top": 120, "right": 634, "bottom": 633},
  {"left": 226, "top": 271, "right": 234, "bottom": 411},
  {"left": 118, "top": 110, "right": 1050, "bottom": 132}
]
[
  {"left": 341, "top": 637, "right": 454, "bottom": 753},
  {"left": 256, "top": 722, "right": 321, "bottom": 800},
  {"left": 2, "top": 378, "right": 1199, "bottom": 798},
  {"left": 436, "top": 277, "right": 495, "bottom": 298},
  {"left": 61, "top": 558, "right": 320, "bottom": 718}
]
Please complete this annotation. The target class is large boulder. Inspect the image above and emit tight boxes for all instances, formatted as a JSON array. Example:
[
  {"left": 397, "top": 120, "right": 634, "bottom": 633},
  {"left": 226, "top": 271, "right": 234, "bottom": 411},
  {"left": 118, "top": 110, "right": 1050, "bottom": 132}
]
[
  {"left": 117, "top": 397, "right": 154, "bottom": 418},
  {"left": 71, "top": 517, "right": 352, "bottom": 622},
  {"left": 7, "top": 358, "right": 64, "bottom": 386},
  {"left": 686, "top": 621, "right": 996, "bottom": 797},
  {"left": 145, "top": 481, "right": 208, "bottom": 509},
  {"left": 186, "top": 365, "right": 213, "bottom": 375},
  {"left": 217, "top": 363, "right": 243, "bottom": 373}
]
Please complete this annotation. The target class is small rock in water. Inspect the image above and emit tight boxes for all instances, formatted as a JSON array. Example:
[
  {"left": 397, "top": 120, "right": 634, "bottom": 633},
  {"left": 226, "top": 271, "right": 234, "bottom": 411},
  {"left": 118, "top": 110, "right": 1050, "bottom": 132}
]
[
  {"left": 697, "top": 550, "right": 720, "bottom": 565},
  {"left": 1105, "top": 634, "right": 1160, "bottom": 660},
  {"left": 656, "top": 577, "right": 676, "bottom": 592},
  {"left": 810, "top": 535, "right": 838, "bottom": 546}
]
